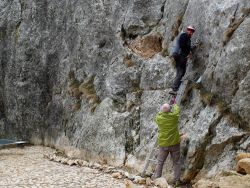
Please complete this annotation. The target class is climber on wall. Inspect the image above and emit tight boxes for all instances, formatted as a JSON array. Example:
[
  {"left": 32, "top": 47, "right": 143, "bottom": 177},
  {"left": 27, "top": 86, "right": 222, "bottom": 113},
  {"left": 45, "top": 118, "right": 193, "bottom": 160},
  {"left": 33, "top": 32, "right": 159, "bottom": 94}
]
[
  {"left": 153, "top": 96, "right": 184, "bottom": 187},
  {"left": 169, "top": 25, "right": 196, "bottom": 95}
]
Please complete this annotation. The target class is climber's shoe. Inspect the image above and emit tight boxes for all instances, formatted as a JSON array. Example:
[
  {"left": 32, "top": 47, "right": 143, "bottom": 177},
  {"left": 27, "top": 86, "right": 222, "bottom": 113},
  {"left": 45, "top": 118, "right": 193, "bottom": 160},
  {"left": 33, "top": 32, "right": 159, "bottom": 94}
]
[{"left": 169, "top": 90, "right": 177, "bottom": 95}]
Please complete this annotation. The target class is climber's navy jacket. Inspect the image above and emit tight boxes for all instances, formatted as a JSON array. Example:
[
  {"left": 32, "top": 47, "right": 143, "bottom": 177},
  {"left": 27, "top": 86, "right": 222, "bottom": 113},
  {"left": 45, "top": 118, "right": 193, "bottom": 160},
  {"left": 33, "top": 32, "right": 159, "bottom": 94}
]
[{"left": 172, "top": 32, "right": 191, "bottom": 57}]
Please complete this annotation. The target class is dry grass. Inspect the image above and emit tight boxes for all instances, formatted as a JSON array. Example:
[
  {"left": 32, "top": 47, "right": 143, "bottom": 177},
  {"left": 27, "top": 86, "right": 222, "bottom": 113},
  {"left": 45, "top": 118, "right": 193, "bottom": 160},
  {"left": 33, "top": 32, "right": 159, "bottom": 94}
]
[
  {"left": 217, "top": 101, "right": 229, "bottom": 114},
  {"left": 79, "top": 77, "right": 95, "bottom": 97},
  {"left": 72, "top": 100, "right": 81, "bottom": 111},
  {"left": 68, "top": 80, "right": 81, "bottom": 99},
  {"left": 67, "top": 71, "right": 82, "bottom": 111},
  {"left": 129, "top": 80, "right": 142, "bottom": 93},
  {"left": 200, "top": 90, "right": 215, "bottom": 106},
  {"left": 15, "top": 23, "right": 21, "bottom": 44},
  {"left": 68, "top": 70, "right": 75, "bottom": 80},
  {"left": 79, "top": 76, "right": 100, "bottom": 112},
  {"left": 87, "top": 94, "right": 99, "bottom": 105},
  {"left": 191, "top": 82, "right": 202, "bottom": 90},
  {"left": 128, "top": 34, "right": 162, "bottom": 59},
  {"left": 67, "top": 72, "right": 101, "bottom": 112},
  {"left": 90, "top": 103, "right": 99, "bottom": 113},
  {"left": 126, "top": 101, "right": 135, "bottom": 112},
  {"left": 123, "top": 54, "right": 134, "bottom": 67},
  {"left": 227, "top": 113, "right": 244, "bottom": 127},
  {"left": 52, "top": 86, "right": 62, "bottom": 95},
  {"left": 241, "top": 7, "right": 250, "bottom": 16},
  {"left": 222, "top": 17, "right": 244, "bottom": 46},
  {"left": 160, "top": 47, "right": 169, "bottom": 57}
]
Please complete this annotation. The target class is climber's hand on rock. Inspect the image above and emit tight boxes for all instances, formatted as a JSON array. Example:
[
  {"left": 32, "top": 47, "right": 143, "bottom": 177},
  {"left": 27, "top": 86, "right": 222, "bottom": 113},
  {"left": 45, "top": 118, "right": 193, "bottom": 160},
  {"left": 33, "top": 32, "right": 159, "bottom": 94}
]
[
  {"left": 188, "top": 53, "right": 193, "bottom": 59},
  {"left": 180, "top": 133, "right": 188, "bottom": 141}
]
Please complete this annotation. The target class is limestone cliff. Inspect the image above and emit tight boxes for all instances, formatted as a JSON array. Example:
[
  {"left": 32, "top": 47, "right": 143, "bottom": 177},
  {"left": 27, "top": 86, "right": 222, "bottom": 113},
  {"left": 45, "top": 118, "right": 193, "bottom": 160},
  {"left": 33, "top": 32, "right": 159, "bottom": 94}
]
[{"left": 0, "top": 0, "right": 249, "bottom": 181}]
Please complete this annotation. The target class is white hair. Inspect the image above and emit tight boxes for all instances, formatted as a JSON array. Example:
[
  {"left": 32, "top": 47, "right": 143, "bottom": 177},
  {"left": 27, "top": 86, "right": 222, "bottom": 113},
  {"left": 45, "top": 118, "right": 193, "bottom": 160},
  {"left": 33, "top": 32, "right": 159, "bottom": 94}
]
[{"left": 161, "top": 103, "right": 171, "bottom": 112}]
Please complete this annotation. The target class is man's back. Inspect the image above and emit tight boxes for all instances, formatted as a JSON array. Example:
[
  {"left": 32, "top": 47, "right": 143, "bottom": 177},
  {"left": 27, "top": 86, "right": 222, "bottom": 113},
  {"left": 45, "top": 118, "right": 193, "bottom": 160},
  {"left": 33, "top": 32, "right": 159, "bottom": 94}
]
[
  {"left": 172, "top": 32, "right": 191, "bottom": 57},
  {"left": 155, "top": 104, "right": 180, "bottom": 147}
]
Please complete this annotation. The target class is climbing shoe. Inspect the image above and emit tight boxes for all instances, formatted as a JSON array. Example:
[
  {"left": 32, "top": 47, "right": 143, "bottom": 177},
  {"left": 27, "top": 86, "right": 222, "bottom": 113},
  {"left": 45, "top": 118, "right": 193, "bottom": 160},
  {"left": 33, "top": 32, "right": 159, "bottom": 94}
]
[{"left": 169, "top": 90, "right": 177, "bottom": 95}]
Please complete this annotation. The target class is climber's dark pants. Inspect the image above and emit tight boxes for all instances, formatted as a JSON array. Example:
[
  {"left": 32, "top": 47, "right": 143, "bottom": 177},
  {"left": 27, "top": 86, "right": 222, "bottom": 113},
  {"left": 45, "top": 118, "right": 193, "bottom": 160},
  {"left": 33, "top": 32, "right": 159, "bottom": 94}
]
[
  {"left": 154, "top": 144, "right": 181, "bottom": 181},
  {"left": 171, "top": 54, "right": 187, "bottom": 91}
]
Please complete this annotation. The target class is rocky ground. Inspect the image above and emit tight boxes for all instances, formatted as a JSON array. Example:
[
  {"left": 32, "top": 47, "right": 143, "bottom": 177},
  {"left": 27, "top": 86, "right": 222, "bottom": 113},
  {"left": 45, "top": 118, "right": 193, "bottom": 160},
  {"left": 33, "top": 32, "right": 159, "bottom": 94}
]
[
  {"left": 1, "top": 0, "right": 250, "bottom": 180},
  {"left": 194, "top": 171, "right": 250, "bottom": 188},
  {"left": 0, "top": 146, "right": 126, "bottom": 188},
  {"left": 1, "top": 145, "right": 250, "bottom": 188}
]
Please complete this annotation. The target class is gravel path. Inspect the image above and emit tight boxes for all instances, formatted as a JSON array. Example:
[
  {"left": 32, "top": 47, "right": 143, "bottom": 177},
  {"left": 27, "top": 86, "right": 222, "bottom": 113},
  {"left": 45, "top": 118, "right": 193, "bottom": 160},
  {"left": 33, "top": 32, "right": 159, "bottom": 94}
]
[{"left": 0, "top": 146, "right": 126, "bottom": 188}]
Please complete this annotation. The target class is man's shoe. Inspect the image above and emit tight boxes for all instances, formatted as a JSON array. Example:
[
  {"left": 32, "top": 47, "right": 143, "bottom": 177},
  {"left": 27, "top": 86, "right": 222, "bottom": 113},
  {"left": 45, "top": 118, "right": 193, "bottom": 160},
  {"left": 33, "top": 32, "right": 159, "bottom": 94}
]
[{"left": 169, "top": 90, "right": 177, "bottom": 95}]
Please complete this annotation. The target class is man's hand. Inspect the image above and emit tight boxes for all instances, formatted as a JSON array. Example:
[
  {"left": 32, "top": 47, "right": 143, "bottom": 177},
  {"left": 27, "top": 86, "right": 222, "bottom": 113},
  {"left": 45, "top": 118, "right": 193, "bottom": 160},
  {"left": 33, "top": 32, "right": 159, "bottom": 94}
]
[
  {"left": 187, "top": 53, "right": 193, "bottom": 59},
  {"left": 170, "top": 96, "right": 176, "bottom": 105},
  {"left": 191, "top": 39, "right": 202, "bottom": 51},
  {"left": 180, "top": 133, "right": 188, "bottom": 141}
]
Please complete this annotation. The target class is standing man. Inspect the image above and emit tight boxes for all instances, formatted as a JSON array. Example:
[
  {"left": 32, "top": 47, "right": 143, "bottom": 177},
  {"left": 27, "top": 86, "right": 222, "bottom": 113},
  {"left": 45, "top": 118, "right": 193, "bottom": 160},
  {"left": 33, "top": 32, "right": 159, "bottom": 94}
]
[
  {"left": 153, "top": 99, "right": 182, "bottom": 187},
  {"left": 169, "top": 25, "right": 195, "bottom": 95}
]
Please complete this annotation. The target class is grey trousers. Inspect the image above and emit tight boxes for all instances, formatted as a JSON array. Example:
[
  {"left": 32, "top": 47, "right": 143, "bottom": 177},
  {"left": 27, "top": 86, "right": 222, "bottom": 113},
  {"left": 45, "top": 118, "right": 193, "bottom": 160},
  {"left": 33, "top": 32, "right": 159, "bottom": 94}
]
[{"left": 154, "top": 143, "right": 181, "bottom": 181}]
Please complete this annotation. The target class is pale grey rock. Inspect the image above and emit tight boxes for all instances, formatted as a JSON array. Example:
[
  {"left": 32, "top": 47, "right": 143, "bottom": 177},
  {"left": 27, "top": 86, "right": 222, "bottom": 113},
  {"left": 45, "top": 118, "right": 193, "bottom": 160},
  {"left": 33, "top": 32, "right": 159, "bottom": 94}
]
[
  {"left": 154, "top": 177, "right": 169, "bottom": 188},
  {"left": 123, "top": 0, "right": 165, "bottom": 36},
  {"left": 140, "top": 55, "right": 174, "bottom": 90},
  {"left": 210, "top": 118, "right": 246, "bottom": 146},
  {"left": 133, "top": 176, "right": 146, "bottom": 184},
  {"left": 240, "top": 137, "right": 250, "bottom": 152},
  {"left": 0, "top": 0, "right": 249, "bottom": 181},
  {"left": 231, "top": 70, "right": 250, "bottom": 125},
  {"left": 162, "top": 0, "right": 189, "bottom": 51},
  {"left": 112, "top": 172, "right": 123, "bottom": 179},
  {"left": 205, "top": 144, "right": 237, "bottom": 178},
  {"left": 72, "top": 98, "right": 129, "bottom": 166},
  {"left": 67, "top": 159, "right": 76, "bottom": 166}
]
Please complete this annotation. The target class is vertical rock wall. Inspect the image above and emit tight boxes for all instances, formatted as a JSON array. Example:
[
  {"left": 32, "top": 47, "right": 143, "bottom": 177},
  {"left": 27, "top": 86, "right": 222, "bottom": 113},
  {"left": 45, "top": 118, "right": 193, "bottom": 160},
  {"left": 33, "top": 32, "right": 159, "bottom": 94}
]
[{"left": 0, "top": 0, "right": 249, "bottom": 180}]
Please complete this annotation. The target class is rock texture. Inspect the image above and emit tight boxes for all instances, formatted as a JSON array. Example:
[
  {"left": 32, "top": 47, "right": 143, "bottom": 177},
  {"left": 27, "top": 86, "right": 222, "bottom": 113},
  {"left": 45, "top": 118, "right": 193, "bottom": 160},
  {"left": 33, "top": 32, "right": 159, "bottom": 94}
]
[
  {"left": 194, "top": 171, "right": 250, "bottom": 188},
  {"left": 237, "top": 158, "right": 250, "bottom": 174},
  {"left": 0, "top": 0, "right": 250, "bottom": 182}
]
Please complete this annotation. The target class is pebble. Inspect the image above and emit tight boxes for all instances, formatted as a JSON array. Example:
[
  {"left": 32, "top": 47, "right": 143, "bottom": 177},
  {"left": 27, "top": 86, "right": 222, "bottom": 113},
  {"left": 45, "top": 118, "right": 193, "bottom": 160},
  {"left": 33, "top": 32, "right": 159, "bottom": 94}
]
[
  {"left": 0, "top": 146, "right": 126, "bottom": 188},
  {"left": 112, "top": 172, "right": 123, "bottom": 179},
  {"left": 154, "top": 177, "right": 170, "bottom": 188}
]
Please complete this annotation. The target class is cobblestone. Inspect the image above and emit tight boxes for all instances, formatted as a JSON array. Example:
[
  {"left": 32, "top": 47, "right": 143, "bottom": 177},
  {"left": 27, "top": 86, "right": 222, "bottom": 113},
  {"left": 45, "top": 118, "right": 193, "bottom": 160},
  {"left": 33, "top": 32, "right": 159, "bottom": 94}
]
[{"left": 0, "top": 146, "right": 126, "bottom": 188}]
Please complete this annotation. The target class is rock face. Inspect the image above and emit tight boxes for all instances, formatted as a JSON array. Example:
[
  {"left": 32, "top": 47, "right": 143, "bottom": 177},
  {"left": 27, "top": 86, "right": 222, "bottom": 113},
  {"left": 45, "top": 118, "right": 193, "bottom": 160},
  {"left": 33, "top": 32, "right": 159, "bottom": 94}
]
[
  {"left": 0, "top": 0, "right": 250, "bottom": 181},
  {"left": 194, "top": 172, "right": 250, "bottom": 188},
  {"left": 237, "top": 158, "right": 250, "bottom": 174}
]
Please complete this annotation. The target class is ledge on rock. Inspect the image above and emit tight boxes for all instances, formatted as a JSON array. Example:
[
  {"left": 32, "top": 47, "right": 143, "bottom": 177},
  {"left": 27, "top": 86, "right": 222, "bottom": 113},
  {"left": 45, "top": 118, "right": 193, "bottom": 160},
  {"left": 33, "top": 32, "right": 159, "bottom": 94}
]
[{"left": 128, "top": 34, "right": 162, "bottom": 59}]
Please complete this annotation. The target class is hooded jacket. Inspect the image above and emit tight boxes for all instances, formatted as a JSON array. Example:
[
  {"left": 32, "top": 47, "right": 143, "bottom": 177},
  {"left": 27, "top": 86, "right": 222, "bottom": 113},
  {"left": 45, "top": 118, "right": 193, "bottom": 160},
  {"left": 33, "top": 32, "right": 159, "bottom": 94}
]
[{"left": 155, "top": 104, "right": 180, "bottom": 147}]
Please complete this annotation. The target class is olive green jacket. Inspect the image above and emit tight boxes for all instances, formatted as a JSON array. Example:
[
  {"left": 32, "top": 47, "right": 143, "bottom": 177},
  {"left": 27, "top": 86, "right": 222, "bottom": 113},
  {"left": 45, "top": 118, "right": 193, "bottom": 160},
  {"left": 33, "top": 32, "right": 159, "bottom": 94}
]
[{"left": 155, "top": 104, "right": 180, "bottom": 147}]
